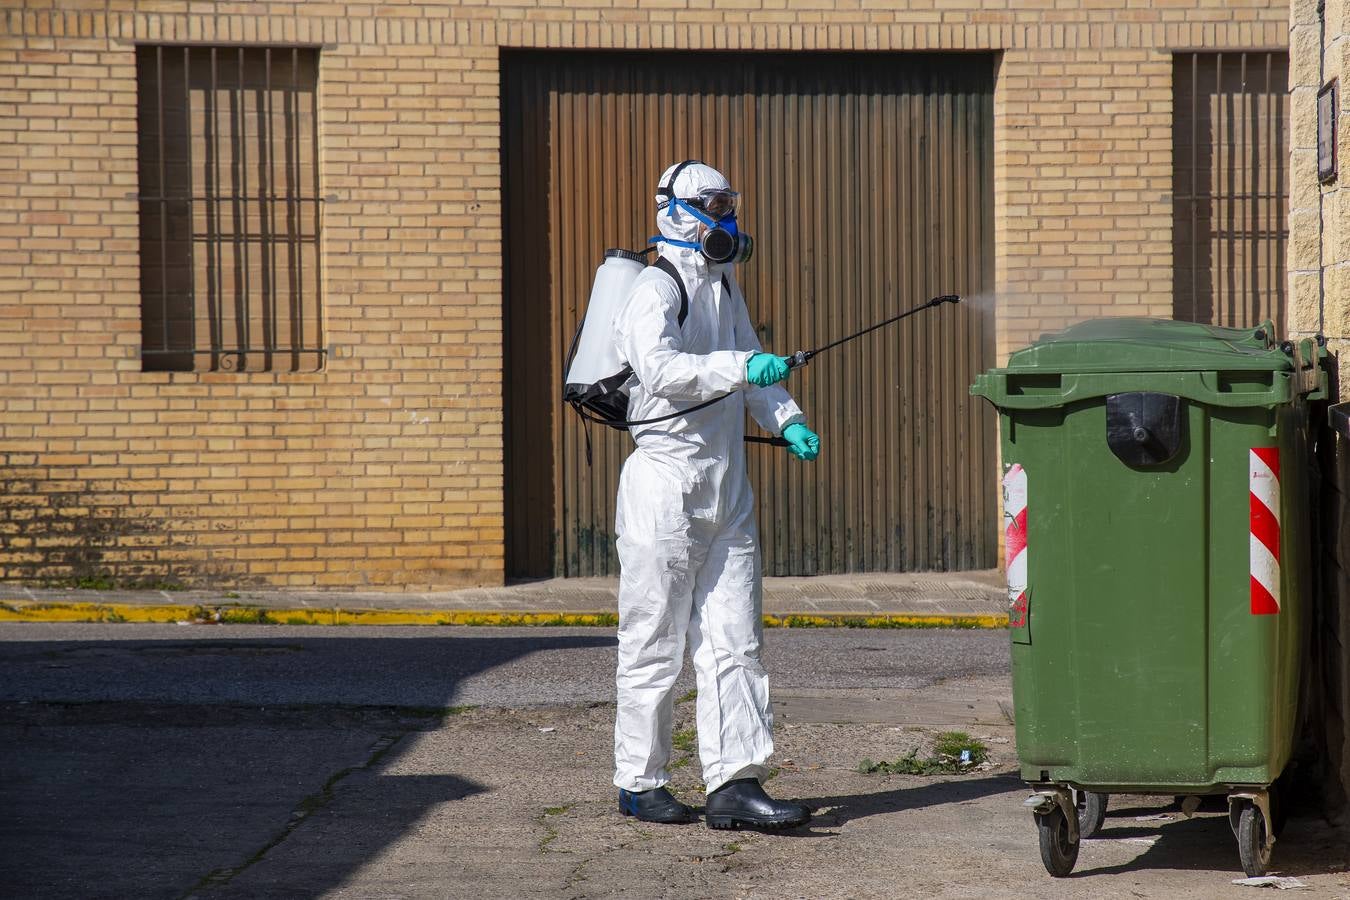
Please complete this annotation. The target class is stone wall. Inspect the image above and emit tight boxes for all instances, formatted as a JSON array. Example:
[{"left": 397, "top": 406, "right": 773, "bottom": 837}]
[{"left": 1289, "top": 0, "right": 1350, "bottom": 807}]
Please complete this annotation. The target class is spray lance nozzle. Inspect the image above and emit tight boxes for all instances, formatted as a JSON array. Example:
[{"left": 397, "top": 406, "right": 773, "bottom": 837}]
[{"left": 783, "top": 293, "right": 962, "bottom": 369}]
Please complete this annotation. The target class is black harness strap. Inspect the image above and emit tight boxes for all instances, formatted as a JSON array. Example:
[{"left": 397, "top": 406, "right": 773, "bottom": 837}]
[
  {"left": 655, "top": 158, "right": 700, "bottom": 210},
  {"left": 652, "top": 255, "right": 689, "bottom": 328},
  {"left": 650, "top": 255, "right": 732, "bottom": 329}
]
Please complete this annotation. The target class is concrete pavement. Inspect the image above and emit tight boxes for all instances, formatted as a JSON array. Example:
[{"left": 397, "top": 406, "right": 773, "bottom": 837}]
[{"left": 0, "top": 570, "right": 1009, "bottom": 627}]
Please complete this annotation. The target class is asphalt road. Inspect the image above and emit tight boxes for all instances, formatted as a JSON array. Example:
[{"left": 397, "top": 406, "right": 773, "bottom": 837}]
[{"left": 0, "top": 623, "right": 1011, "bottom": 708}]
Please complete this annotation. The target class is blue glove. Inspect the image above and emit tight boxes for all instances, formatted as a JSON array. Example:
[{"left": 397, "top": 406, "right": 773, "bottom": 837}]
[
  {"left": 782, "top": 422, "right": 820, "bottom": 461},
  {"left": 746, "top": 352, "right": 791, "bottom": 387}
]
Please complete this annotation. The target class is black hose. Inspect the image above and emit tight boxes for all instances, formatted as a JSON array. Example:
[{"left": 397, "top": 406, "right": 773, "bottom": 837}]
[
  {"left": 570, "top": 393, "right": 730, "bottom": 429},
  {"left": 572, "top": 398, "right": 786, "bottom": 446}
]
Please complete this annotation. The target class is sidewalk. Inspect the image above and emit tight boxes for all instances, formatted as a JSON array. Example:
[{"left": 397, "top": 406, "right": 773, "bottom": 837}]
[{"left": 0, "top": 571, "right": 1009, "bottom": 627}]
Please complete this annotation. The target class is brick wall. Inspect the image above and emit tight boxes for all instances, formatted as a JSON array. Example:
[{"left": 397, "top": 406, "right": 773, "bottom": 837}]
[
  {"left": 0, "top": 0, "right": 1289, "bottom": 589},
  {"left": 1289, "top": 0, "right": 1350, "bottom": 807},
  {"left": 996, "top": 47, "right": 1176, "bottom": 356}
]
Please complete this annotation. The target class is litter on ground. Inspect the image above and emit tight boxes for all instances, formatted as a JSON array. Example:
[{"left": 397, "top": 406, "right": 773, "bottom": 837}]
[{"left": 1231, "top": 876, "right": 1309, "bottom": 890}]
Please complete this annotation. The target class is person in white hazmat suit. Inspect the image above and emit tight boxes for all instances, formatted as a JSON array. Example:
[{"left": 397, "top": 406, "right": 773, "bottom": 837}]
[{"left": 612, "top": 160, "right": 821, "bottom": 830}]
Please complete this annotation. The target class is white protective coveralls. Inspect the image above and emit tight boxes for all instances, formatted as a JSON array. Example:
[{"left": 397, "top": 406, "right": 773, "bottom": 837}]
[{"left": 612, "top": 162, "right": 806, "bottom": 794}]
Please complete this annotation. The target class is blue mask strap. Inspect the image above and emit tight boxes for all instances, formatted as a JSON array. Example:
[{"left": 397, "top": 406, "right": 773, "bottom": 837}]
[
  {"left": 649, "top": 235, "right": 701, "bottom": 250},
  {"left": 669, "top": 196, "right": 719, "bottom": 228}
]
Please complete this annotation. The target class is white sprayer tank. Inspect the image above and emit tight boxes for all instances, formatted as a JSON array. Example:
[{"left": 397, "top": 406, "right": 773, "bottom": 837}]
[{"left": 563, "top": 249, "right": 647, "bottom": 408}]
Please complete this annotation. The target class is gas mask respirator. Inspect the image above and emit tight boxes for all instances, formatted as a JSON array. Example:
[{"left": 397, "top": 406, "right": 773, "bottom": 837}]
[{"left": 653, "top": 160, "right": 754, "bottom": 265}]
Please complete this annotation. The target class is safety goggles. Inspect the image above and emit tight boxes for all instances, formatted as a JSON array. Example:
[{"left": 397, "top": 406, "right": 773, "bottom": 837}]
[{"left": 683, "top": 188, "right": 739, "bottom": 220}]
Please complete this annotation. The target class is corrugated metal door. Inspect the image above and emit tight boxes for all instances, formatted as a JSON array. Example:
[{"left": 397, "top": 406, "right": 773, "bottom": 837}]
[
  {"left": 504, "top": 52, "right": 995, "bottom": 578},
  {"left": 1173, "top": 52, "right": 1289, "bottom": 329}
]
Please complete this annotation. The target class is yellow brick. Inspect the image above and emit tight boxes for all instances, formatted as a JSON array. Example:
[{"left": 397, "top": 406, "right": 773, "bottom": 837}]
[{"left": 0, "top": 0, "right": 1295, "bottom": 589}]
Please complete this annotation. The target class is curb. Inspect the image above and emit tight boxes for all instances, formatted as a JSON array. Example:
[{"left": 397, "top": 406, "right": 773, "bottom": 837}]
[{"left": 0, "top": 601, "right": 1009, "bottom": 629}]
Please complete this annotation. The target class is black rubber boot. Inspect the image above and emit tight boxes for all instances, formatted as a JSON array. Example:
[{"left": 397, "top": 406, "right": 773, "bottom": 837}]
[
  {"left": 704, "top": 778, "right": 811, "bottom": 830},
  {"left": 618, "top": 786, "right": 697, "bottom": 824}
]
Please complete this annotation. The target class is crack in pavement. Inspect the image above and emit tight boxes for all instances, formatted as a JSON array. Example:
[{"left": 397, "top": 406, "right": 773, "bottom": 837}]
[
  {"left": 557, "top": 815, "right": 661, "bottom": 899},
  {"left": 177, "top": 730, "right": 409, "bottom": 898}
]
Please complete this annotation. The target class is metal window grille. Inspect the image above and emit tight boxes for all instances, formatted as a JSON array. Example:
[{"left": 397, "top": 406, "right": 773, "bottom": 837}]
[
  {"left": 136, "top": 45, "right": 324, "bottom": 373},
  {"left": 1173, "top": 52, "right": 1289, "bottom": 330}
]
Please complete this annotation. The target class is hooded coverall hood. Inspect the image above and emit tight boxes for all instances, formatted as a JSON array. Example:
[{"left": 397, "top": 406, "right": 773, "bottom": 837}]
[{"left": 654, "top": 161, "right": 736, "bottom": 274}]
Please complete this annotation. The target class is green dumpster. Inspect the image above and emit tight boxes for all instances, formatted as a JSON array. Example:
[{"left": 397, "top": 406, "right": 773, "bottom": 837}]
[{"left": 970, "top": 318, "right": 1325, "bottom": 879}]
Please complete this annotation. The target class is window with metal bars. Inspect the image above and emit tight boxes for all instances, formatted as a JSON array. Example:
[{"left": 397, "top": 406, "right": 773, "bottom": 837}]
[
  {"left": 136, "top": 45, "right": 324, "bottom": 373},
  {"left": 1173, "top": 52, "right": 1289, "bottom": 331}
]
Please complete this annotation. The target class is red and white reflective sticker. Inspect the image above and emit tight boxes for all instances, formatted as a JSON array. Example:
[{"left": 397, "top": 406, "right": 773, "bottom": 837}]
[
  {"left": 1003, "top": 464, "right": 1028, "bottom": 627},
  {"left": 1249, "top": 447, "right": 1281, "bottom": 615}
]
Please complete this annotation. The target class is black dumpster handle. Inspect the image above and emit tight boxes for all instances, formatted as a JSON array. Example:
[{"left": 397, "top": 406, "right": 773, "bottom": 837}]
[{"left": 1330, "top": 402, "right": 1350, "bottom": 441}]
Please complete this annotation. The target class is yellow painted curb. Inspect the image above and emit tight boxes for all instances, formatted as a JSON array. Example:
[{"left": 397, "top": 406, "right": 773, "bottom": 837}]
[
  {"left": 0, "top": 601, "right": 1008, "bottom": 629},
  {"left": 0, "top": 603, "right": 204, "bottom": 624},
  {"left": 0, "top": 602, "right": 622, "bottom": 627},
  {"left": 764, "top": 613, "right": 1008, "bottom": 629}
]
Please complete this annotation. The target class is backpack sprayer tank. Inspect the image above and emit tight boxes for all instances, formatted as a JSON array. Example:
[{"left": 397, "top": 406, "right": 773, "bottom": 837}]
[{"left": 562, "top": 249, "right": 648, "bottom": 428}]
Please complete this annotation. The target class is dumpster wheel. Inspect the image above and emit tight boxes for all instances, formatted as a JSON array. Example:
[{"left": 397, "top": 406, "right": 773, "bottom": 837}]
[
  {"left": 1036, "top": 805, "right": 1079, "bottom": 877},
  {"left": 1236, "top": 802, "right": 1272, "bottom": 878}
]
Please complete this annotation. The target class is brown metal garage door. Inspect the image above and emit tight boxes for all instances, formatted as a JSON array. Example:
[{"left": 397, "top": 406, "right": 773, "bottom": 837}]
[{"left": 504, "top": 52, "right": 995, "bottom": 578}]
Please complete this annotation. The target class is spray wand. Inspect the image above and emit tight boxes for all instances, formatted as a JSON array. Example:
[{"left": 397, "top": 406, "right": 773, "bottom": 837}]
[{"left": 747, "top": 293, "right": 962, "bottom": 446}]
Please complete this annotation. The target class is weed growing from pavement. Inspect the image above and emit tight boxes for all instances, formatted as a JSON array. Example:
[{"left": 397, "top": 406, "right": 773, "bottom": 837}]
[
  {"left": 669, "top": 726, "right": 698, "bottom": 770},
  {"left": 181, "top": 605, "right": 275, "bottom": 624},
  {"left": 54, "top": 576, "right": 187, "bottom": 591},
  {"left": 70, "top": 575, "right": 117, "bottom": 590},
  {"left": 672, "top": 727, "right": 697, "bottom": 752},
  {"left": 858, "top": 731, "right": 990, "bottom": 776},
  {"left": 933, "top": 731, "right": 989, "bottom": 762},
  {"left": 537, "top": 803, "right": 573, "bottom": 852},
  {"left": 218, "top": 607, "right": 274, "bottom": 625},
  {"left": 676, "top": 689, "right": 698, "bottom": 705}
]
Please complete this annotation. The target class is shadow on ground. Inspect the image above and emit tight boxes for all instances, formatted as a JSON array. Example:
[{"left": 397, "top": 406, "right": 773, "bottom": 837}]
[
  {"left": 0, "top": 632, "right": 614, "bottom": 899},
  {"left": 1080, "top": 803, "right": 1347, "bottom": 879},
  {"left": 798, "top": 772, "right": 1023, "bottom": 830}
]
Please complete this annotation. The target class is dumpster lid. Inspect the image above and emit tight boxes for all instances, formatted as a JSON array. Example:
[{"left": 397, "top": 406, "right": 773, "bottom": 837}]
[{"left": 1003, "top": 318, "right": 1290, "bottom": 374}]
